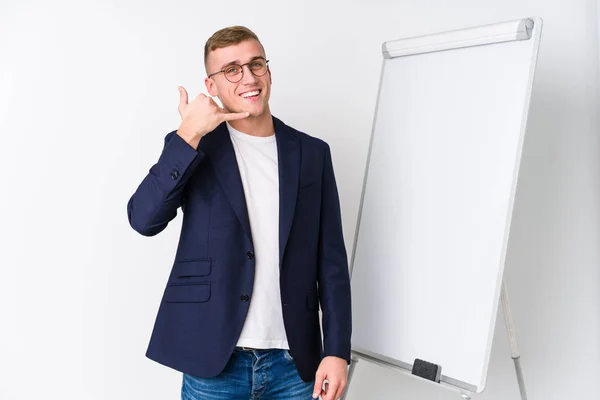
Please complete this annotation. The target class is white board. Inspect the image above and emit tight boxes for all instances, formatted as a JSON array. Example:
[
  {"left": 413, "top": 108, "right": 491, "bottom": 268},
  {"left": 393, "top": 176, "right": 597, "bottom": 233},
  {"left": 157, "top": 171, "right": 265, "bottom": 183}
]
[{"left": 349, "top": 17, "right": 543, "bottom": 393}]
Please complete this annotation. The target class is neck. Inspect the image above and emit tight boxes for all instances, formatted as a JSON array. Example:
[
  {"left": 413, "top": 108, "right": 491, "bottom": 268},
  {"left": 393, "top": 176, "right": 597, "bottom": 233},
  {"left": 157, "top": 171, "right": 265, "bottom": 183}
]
[{"left": 228, "top": 109, "right": 274, "bottom": 137}]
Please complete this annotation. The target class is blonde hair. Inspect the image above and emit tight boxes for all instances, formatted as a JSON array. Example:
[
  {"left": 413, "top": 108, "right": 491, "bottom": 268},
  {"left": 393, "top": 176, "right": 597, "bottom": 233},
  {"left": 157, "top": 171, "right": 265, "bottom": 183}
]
[{"left": 204, "top": 26, "right": 264, "bottom": 72}]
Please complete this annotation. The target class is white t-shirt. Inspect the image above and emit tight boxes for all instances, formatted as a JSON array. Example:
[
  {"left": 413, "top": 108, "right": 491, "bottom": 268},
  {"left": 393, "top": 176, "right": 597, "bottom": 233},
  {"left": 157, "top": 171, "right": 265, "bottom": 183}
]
[{"left": 227, "top": 122, "right": 289, "bottom": 350}]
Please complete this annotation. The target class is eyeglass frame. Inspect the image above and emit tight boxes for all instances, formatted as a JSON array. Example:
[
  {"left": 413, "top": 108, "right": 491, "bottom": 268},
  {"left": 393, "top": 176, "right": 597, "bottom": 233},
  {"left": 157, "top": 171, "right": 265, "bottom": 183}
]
[{"left": 206, "top": 57, "right": 270, "bottom": 83}]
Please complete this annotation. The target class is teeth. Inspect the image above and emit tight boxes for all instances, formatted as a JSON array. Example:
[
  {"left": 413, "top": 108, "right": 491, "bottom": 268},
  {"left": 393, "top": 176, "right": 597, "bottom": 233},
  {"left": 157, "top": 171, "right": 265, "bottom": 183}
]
[{"left": 241, "top": 90, "right": 260, "bottom": 98}]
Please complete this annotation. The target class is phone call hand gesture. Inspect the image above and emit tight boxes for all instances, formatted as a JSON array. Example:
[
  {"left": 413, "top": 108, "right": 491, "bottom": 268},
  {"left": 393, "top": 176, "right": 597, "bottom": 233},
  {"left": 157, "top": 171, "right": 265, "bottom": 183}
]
[{"left": 176, "top": 86, "right": 248, "bottom": 149}]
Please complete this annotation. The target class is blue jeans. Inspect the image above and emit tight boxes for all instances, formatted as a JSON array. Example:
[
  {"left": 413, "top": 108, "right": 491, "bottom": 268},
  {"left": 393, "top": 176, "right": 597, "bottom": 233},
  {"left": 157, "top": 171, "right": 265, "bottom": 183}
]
[{"left": 181, "top": 348, "right": 315, "bottom": 399}]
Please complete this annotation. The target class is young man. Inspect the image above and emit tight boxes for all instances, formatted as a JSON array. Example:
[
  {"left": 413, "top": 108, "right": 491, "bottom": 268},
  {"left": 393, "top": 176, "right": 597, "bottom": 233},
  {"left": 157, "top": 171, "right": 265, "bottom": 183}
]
[{"left": 127, "top": 26, "right": 352, "bottom": 400}]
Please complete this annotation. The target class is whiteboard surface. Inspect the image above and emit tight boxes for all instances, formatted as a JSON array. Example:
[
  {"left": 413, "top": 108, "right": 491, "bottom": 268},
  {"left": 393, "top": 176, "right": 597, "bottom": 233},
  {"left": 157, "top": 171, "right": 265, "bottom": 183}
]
[{"left": 350, "top": 18, "right": 541, "bottom": 392}]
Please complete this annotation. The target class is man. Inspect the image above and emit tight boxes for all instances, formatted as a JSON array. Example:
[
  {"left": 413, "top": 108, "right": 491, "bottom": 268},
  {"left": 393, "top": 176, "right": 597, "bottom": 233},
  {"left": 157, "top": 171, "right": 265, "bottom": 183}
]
[{"left": 127, "top": 25, "right": 352, "bottom": 400}]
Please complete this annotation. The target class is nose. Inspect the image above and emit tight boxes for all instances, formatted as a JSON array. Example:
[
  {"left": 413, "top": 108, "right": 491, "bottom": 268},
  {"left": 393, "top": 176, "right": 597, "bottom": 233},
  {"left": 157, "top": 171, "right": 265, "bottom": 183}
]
[{"left": 240, "top": 65, "right": 258, "bottom": 85}]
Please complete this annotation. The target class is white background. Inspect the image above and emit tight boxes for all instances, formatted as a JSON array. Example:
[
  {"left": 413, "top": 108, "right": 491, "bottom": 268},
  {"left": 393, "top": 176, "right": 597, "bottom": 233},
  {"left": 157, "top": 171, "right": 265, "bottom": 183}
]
[{"left": 0, "top": 1, "right": 598, "bottom": 399}]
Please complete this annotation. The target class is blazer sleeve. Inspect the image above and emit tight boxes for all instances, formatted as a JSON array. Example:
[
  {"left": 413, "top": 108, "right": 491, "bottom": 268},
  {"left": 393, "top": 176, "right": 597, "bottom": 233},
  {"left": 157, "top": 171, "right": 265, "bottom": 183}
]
[
  {"left": 127, "top": 130, "right": 205, "bottom": 236},
  {"left": 317, "top": 143, "right": 352, "bottom": 364}
]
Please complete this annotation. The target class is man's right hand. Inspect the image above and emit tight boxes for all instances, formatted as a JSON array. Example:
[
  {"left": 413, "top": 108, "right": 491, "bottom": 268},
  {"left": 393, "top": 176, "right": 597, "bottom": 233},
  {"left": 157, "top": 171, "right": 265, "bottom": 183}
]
[{"left": 176, "top": 86, "right": 249, "bottom": 150}]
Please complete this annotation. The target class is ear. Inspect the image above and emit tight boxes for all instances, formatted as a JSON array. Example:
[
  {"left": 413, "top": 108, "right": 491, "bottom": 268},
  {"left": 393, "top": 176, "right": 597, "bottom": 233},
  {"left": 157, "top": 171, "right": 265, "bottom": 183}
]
[
  {"left": 267, "top": 67, "right": 272, "bottom": 84},
  {"left": 205, "top": 77, "right": 218, "bottom": 97}
]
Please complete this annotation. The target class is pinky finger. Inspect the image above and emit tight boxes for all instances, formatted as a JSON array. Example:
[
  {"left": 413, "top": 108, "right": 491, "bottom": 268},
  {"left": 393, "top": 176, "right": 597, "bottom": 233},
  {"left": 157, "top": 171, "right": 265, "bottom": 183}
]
[{"left": 222, "top": 112, "right": 250, "bottom": 121}]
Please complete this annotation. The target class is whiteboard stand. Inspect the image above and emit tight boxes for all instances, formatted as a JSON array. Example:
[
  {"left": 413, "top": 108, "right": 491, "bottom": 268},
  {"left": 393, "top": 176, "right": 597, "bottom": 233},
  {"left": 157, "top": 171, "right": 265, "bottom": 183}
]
[
  {"left": 340, "top": 15, "right": 543, "bottom": 400},
  {"left": 342, "top": 281, "right": 528, "bottom": 400},
  {"left": 501, "top": 282, "right": 527, "bottom": 400}
]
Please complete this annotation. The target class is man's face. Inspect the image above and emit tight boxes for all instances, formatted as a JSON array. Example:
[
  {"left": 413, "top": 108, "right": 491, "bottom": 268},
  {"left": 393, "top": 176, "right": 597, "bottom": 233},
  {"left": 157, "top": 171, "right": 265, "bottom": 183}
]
[{"left": 205, "top": 39, "right": 272, "bottom": 118}]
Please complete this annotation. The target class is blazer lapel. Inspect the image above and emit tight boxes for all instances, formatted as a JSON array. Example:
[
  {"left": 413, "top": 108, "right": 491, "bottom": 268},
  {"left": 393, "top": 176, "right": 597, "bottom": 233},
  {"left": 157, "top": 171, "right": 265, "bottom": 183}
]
[
  {"left": 274, "top": 117, "right": 300, "bottom": 266},
  {"left": 199, "top": 123, "right": 252, "bottom": 241}
]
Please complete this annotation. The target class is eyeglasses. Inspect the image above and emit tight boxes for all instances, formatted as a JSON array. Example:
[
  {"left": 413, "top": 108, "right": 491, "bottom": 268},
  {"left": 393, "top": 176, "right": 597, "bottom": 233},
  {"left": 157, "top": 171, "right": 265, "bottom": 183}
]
[{"left": 207, "top": 58, "right": 270, "bottom": 83}]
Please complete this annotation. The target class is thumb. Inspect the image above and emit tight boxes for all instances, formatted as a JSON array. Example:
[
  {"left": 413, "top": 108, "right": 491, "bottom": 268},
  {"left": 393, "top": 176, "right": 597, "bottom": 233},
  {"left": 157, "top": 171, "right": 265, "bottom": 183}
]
[
  {"left": 313, "top": 372, "right": 324, "bottom": 399},
  {"left": 178, "top": 86, "right": 188, "bottom": 108}
]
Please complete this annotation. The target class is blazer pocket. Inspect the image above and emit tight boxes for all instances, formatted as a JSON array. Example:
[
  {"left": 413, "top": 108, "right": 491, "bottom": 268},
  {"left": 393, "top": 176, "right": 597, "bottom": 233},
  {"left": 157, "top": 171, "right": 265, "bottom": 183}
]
[
  {"left": 164, "top": 283, "right": 211, "bottom": 303},
  {"left": 174, "top": 259, "right": 212, "bottom": 277},
  {"left": 299, "top": 181, "right": 318, "bottom": 190}
]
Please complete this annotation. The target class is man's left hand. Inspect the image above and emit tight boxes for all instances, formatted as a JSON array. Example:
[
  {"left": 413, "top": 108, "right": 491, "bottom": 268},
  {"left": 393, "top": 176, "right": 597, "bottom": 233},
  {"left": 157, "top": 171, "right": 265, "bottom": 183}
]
[{"left": 312, "top": 356, "right": 348, "bottom": 400}]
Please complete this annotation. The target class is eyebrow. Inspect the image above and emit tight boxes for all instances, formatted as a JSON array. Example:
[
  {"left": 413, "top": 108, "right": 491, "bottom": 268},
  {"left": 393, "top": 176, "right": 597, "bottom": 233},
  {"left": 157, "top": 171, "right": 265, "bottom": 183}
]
[{"left": 220, "top": 56, "right": 265, "bottom": 70}]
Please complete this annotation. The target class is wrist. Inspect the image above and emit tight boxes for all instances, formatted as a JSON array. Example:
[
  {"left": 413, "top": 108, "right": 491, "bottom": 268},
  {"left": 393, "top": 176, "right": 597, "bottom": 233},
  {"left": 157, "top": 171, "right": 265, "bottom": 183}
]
[{"left": 176, "top": 125, "right": 202, "bottom": 150}]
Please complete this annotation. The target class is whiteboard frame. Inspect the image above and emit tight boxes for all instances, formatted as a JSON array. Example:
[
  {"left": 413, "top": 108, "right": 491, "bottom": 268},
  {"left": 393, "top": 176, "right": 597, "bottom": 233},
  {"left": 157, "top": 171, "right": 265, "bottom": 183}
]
[{"left": 348, "top": 16, "right": 543, "bottom": 394}]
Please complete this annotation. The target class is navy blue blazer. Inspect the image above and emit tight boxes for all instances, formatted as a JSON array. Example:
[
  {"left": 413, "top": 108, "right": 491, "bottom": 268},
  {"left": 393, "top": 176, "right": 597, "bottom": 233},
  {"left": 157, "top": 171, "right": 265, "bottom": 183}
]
[{"left": 127, "top": 116, "right": 352, "bottom": 382}]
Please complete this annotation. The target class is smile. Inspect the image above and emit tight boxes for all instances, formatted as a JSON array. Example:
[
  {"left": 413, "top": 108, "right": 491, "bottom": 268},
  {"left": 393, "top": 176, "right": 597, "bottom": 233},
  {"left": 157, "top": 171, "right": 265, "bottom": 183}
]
[{"left": 240, "top": 90, "right": 261, "bottom": 98}]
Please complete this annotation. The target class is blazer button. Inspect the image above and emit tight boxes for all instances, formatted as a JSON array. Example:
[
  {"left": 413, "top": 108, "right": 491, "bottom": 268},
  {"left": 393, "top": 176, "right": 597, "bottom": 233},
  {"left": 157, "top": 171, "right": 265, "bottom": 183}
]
[
  {"left": 246, "top": 251, "right": 254, "bottom": 259},
  {"left": 240, "top": 294, "right": 250, "bottom": 302},
  {"left": 170, "top": 170, "right": 180, "bottom": 179}
]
